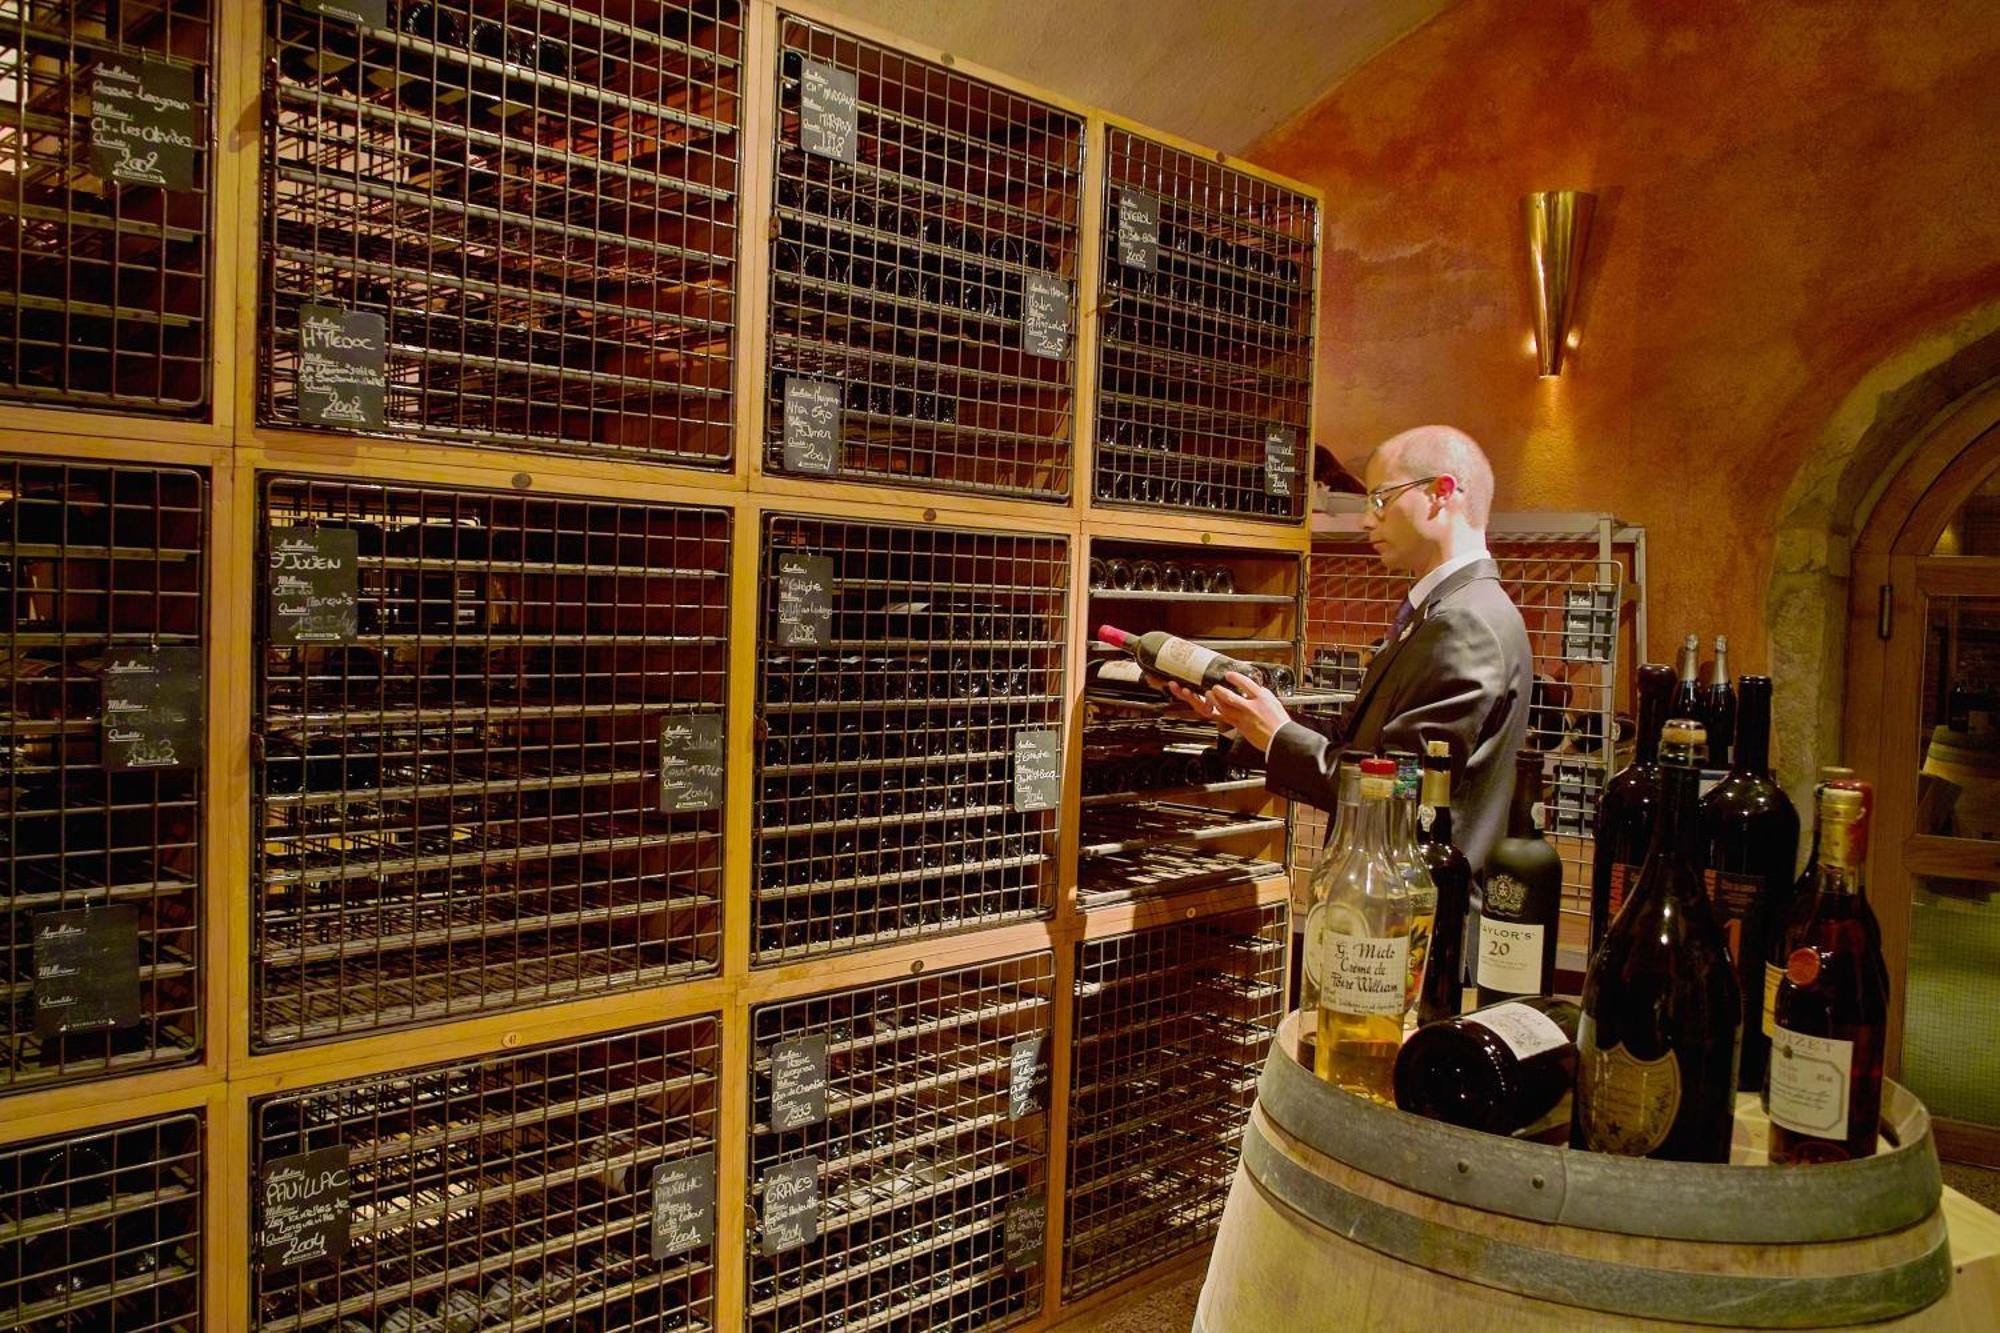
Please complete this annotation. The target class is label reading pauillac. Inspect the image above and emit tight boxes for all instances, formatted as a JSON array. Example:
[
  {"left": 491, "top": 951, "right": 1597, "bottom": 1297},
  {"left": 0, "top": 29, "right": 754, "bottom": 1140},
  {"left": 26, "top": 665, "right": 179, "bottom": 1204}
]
[
  {"left": 1012, "top": 729, "right": 1060, "bottom": 812},
  {"left": 650, "top": 1151, "right": 716, "bottom": 1262},
  {"left": 258, "top": 1145, "right": 352, "bottom": 1272},
  {"left": 90, "top": 57, "right": 200, "bottom": 191},
  {"left": 658, "top": 713, "right": 724, "bottom": 813}
]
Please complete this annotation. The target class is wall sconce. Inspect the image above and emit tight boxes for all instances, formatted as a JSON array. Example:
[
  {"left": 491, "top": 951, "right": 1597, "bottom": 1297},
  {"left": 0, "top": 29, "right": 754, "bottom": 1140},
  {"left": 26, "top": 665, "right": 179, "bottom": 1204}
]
[{"left": 1524, "top": 190, "right": 1595, "bottom": 377}]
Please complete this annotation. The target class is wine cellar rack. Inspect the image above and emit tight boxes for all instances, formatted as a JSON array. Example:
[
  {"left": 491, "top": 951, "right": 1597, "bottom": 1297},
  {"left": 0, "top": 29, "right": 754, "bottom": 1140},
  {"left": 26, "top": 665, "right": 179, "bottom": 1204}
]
[
  {"left": 762, "top": 13, "right": 1084, "bottom": 500},
  {"left": 250, "top": 1017, "right": 718, "bottom": 1332},
  {"left": 0, "top": 1, "right": 215, "bottom": 416},
  {"left": 2, "top": 456, "right": 206, "bottom": 1094},
  {"left": 258, "top": 0, "right": 743, "bottom": 465},
  {"left": 1092, "top": 128, "right": 1316, "bottom": 524},
  {"left": 251, "top": 475, "right": 731, "bottom": 1048},
  {"left": 1064, "top": 903, "right": 1286, "bottom": 1298},
  {"left": 747, "top": 955, "right": 1053, "bottom": 1333}
]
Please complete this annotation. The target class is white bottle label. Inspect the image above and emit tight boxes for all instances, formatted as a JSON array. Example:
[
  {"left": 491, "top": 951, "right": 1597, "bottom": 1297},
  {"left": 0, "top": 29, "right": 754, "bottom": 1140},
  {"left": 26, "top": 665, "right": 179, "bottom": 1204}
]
[
  {"left": 1769, "top": 1027, "right": 1855, "bottom": 1140},
  {"left": 1153, "top": 636, "right": 1221, "bottom": 685},
  {"left": 1476, "top": 917, "right": 1545, "bottom": 993},
  {"left": 1321, "top": 932, "right": 1409, "bottom": 1017},
  {"left": 1466, "top": 1002, "right": 1568, "bottom": 1061}
]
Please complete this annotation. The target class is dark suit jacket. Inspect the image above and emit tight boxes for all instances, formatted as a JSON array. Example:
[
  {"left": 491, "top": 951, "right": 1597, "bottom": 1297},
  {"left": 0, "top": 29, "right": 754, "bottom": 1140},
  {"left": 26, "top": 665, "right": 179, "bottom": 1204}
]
[{"left": 1266, "top": 558, "right": 1531, "bottom": 875}]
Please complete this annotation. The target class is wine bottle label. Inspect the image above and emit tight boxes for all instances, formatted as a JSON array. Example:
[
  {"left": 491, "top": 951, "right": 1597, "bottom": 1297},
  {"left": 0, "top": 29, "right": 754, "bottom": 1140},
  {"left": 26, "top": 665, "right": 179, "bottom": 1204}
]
[
  {"left": 1320, "top": 931, "right": 1409, "bottom": 1017},
  {"left": 1703, "top": 869, "right": 1763, "bottom": 964},
  {"left": 1476, "top": 915, "right": 1545, "bottom": 993},
  {"left": 1153, "top": 636, "right": 1221, "bottom": 685},
  {"left": 1094, "top": 659, "right": 1146, "bottom": 685},
  {"left": 1467, "top": 1002, "right": 1569, "bottom": 1061},
  {"left": 1768, "top": 1027, "right": 1855, "bottom": 1140},
  {"left": 1762, "top": 962, "right": 1784, "bottom": 1038},
  {"left": 1418, "top": 804, "right": 1437, "bottom": 832},
  {"left": 1576, "top": 1019, "right": 1683, "bottom": 1156},
  {"left": 1607, "top": 862, "right": 1640, "bottom": 918}
]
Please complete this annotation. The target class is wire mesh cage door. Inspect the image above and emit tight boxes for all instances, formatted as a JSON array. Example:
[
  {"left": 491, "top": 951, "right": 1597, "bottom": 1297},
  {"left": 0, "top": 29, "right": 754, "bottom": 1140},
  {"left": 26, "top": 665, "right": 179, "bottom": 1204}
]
[
  {"left": 259, "top": 0, "right": 742, "bottom": 464},
  {"left": 1094, "top": 129, "right": 1317, "bottom": 524},
  {"left": 747, "top": 954, "right": 1054, "bottom": 1332},
  {"left": 249, "top": 1017, "right": 719, "bottom": 1332},
  {"left": 1064, "top": 903, "right": 1287, "bottom": 1298},
  {"left": 763, "top": 13, "right": 1084, "bottom": 500},
  {"left": 2, "top": 456, "right": 206, "bottom": 1095},
  {"left": 752, "top": 514, "right": 1068, "bottom": 964},
  {"left": 251, "top": 474, "right": 730, "bottom": 1049},
  {"left": 0, "top": 0, "right": 215, "bottom": 414}
]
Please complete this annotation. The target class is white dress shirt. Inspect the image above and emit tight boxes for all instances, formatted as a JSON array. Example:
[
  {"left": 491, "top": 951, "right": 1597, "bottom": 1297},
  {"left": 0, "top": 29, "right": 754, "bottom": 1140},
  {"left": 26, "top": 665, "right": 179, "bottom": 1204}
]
[{"left": 1404, "top": 547, "right": 1492, "bottom": 616}]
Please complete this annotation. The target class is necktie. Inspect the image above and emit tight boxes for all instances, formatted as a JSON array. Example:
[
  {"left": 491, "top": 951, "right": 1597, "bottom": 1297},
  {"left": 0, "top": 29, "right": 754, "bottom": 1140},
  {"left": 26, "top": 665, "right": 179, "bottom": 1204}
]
[{"left": 1390, "top": 597, "right": 1418, "bottom": 642}]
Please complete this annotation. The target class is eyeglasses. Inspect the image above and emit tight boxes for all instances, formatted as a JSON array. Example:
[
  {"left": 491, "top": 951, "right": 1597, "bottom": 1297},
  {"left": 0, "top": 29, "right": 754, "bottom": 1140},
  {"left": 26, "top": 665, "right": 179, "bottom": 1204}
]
[{"left": 1364, "top": 476, "right": 1441, "bottom": 514}]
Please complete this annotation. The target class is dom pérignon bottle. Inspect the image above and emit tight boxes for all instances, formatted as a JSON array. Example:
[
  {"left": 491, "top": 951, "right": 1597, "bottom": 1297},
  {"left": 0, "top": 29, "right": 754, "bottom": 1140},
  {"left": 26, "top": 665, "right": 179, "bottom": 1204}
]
[
  {"left": 1096, "top": 624, "right": 1265, "bottom": 691},
  {"left": 1705, "top": 637, "right": 1737, "bottom": 769},
  {"left": 1393, "top": 995, "right": 1580, "bottom": 1136},
  {"left": 1415, "top": 740, "right": 1473, "bottom": 1025},
  {"left": 1575, "top": 720, "right": 1742, "bottom": 1163},
  {"left": 1476, "top": 751, "right": 1563, "bottom": 1006},
  {"left": 1311, "top": 757, "right": 1410, "bottom": 1103},
  {"left": 1769, "top": 782, "right": 1889, "bottom": 1164},
  {"left": 1590, "top": 663, "right": 1676, "bottom": 958},
  {"left": 1699, "top": 675, "right": 1800, "bottom": 1092}
]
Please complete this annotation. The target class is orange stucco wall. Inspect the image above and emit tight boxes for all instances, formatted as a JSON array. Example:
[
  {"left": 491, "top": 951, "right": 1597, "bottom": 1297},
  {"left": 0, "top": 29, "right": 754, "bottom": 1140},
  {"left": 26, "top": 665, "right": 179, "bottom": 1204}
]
[{"left": 1250, "top": 0, "right": 2000, "bottom": 670}]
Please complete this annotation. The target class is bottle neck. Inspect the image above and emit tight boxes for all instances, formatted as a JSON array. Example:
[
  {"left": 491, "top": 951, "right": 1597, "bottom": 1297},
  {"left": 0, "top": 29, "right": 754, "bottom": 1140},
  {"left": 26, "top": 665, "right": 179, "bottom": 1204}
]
[
  {"left": 1733, "top": 684, "right": 1772, "bottom": 774},
  {"left": 1420, "top": 801, "right": 1455, "bottom": 847},
  {"left": 1507, "top": 764, "right": 1543, "bottom": 840},
  {"left": 1635, "top": 677, "right": 1670, "bottom": 766},
  {"left": 1353, "top": 793, "right": 1394, "bottom": 858},
  {"left": 1647, "top": 760, "right": 1705, "bottom": 868},
  {"left": 1819, "top": 816, "right": 1867, "bottom": 899}
]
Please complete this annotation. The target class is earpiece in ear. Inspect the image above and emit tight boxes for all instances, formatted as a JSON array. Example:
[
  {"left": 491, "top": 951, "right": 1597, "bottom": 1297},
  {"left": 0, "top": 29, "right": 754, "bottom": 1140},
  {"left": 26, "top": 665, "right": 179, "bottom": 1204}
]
[{"left": 1434, "top": 475, "right": 1457, "bottom": 497}]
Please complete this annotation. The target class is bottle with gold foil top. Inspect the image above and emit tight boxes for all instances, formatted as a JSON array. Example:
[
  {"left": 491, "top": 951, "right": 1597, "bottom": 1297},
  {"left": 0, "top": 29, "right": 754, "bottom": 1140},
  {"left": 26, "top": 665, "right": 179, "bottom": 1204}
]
[
  {"left": 1311, "top": 757, "right": 1411, "bottom": 1103},
  {"left": 1415, "top": 739, "right": 1474, "bottom": 1025},
  {"left": 1387, "top": 750, "right": 1438, "bottom": 1029},
  {"left": 1575, "top": 720, "right": 1742, "bottom": 1162}
]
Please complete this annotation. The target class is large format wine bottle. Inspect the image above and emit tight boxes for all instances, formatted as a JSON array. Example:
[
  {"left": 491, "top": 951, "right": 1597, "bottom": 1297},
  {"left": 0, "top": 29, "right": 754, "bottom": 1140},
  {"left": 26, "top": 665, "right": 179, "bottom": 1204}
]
[
  {"left": 1416, "top": 740, "right": 1474, "bottom": 1025},
  {"left": 1476, "top": 751, "right": 1563, "bottom": 1006},
  {"left": 1311, "top": 757, "right": 1411, "bottom": 1103},
  {"left": 1096, "top": 624, "right": 1265, "bottom": 691},
  {"left": 1699, "top": 676, "right": 1800, "bottom": 1092},
  {"left": 1393, "top": 995, "right": 1580, "bottom": 1136},
  {"left": 1388, "top": 750, "right": 1438, "bottom": 1028},
  {"left": 1769, "top": 783, "right": 1889, "bottom": 1164},
  {"left": 1575, "top": 721, "right": 1743, "bottom": 1163},
  {"left": 1705, "top": 637, "right": 1737, "bottom": 769},
  {"left": 1589, "top": 663, "right": 1676, "bottom": 958}
]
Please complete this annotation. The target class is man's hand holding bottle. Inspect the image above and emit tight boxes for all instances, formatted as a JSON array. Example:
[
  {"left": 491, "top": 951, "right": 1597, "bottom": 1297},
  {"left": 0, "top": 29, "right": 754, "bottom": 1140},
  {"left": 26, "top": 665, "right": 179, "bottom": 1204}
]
[{"left": 1165, "top": 672, "right": 1292, "bottom": 754}]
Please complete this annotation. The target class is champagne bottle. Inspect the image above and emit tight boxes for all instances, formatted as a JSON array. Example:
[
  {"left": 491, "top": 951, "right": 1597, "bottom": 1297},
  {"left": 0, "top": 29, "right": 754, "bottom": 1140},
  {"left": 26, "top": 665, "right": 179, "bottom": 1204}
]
[
  {"left": 1672, "top": 634, "right": 1706, "bottom": 759},
  {"left": 1096, "top": 624, "right": 1265, "bottom": 691},
  {"left": 1393, "top": 995, "right": 1580, "bottom": 1135},
  {"left": 1416, "top": 740, "right": 1474, "bottom": 1025},
  {"left": 1310, "top": 757, "right": 1410, "bottom": 1103},
  {"left": 1387, "top": 750, "right": 1437, "bottom": 1028},
  {"left": 1575, "top": 720, "right": 1742, "bottom": 1163},
  {"left": 1769, "top": 783, "right": 1888, "bottom": 1164},
  {"left": 1705, "top": 637, "right": 1737, "bottom": 769},
  {"left": 1477, "top": 752, "right": 1563, "bottom": 1005},
  {"left": 1698, "top": 676, "right": 1800, "bottom": 1091},
  {"left": 1590, "top": 663, "right": 1676, "bottom": 957}
]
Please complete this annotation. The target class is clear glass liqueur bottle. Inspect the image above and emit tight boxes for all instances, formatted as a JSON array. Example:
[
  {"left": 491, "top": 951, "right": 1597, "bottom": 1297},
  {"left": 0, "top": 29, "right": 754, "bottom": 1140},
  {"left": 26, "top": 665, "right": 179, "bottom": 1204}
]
[
  {"left": 1312, "top": 757, "right": 1412, "bottom": 1103},
  {"left": 1388, "top": 750, "right": 1438, "bottom": 1029},
  {"left": 1300, "top": 758, "right": 1363, "bottom": 1047}
]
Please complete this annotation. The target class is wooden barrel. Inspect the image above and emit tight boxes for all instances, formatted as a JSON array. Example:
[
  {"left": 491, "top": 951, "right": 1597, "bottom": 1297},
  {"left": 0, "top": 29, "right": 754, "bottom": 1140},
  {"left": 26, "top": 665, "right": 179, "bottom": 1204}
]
[{"left": 1195, "top": 1014, "right": 1958, "bottom": 1332}]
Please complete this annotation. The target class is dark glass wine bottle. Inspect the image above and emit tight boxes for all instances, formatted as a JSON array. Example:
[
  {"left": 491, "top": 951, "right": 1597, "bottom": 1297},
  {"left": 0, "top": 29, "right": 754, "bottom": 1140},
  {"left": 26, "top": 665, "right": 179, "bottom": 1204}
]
[
  {"left": 1769, "top": 782, "right": 1888, "bottom": 1164},
  {"left": 1698, "top": 675, "right": 1800, "bottom": 1092},
  {"left": 1704, "top": 636, "right": 1737, "bottom": 769},
  {"left": 1590, "top": 663, "right": 1676, "bottom": 958},
  {"left": 1393, "top": 995, "right": 1579, "bottom": 1135},
  {"left": 1476, "top": 752, "right": 1563, "bottom": 1006},
  {"left": 1575, "top": 720, "right": 1742, "bottom": 1163},
  {"left": 1672, "top": 634, "right": 1707, "bottom": 758}
]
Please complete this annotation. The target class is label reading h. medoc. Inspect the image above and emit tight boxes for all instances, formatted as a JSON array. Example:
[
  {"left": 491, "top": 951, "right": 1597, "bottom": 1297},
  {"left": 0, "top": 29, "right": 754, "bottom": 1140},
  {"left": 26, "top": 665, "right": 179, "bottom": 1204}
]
[
  {"left": 1575, "top": 1017, "right": 1682, "bottom": 1156},
  {"left": 1318, "top": 932, "right": 1409, "bottom": 1017}
]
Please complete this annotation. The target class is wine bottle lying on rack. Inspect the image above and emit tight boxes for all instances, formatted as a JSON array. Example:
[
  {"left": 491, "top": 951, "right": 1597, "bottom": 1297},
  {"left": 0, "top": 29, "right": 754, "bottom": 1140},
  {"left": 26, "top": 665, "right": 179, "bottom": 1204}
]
[{"left": 1096, "top": 624, "right": 1268, "bottom": 691}]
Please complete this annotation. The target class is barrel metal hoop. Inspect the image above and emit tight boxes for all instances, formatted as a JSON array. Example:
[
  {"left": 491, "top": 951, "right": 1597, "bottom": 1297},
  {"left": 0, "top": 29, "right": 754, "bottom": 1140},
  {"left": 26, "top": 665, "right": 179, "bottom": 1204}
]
[
  {"left": 1240, "top": 1124, "right": 1955, "bottom": 1329},
  {"left": 1256, "top": 1039, "right": 1942, "bottom": 1243}
]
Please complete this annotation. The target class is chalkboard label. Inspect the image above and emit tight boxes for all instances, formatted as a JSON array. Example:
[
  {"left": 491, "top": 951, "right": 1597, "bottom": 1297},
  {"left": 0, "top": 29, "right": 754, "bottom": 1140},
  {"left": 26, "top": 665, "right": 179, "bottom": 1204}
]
[
  {"left": 1008, "top": 1034, "right": 1048, "bottom": 1120},
  {"left": 658, "top": 713, "right": 725, "bottom": 813},
  {"left": 1264, "top": 427, "right": 1299, "bottom": 498},
  {"left": 1004, "top": 1190, "right": 1047, "bottom": 1270},
  {"left": 770, "top": 1036, "right": 829, "bottom": 1131},
  {"left": 1118, "top": 189, "right": 1160, "bottom": 271},
  {"left": 298, "top": 305, "right": 387, "bottom": 429},
  {"left": 31, "top": 907, "right": 141, "bottom": 1038},
  {"left": 258, "top": 1146, "right": 352, "bottom": 1272},
  {"left": 650, "top": 1151, "right": 716, "bottom": 1262},
  {"left": 1022, "top": 274, "right": 1072, "bottom": 360},
  {"left": 268, "top": 527, "right": 360, "bottom": 644},
  {"left": 799, "top": 60, "right": 859, "bottom": 163},
  {"left": 775, "top": 554, "right": 834, "bottom": 649},
  {"left": 783, "top": 377, "right": 843, "bottom": 475},
  {"left": 760, "top": 1157, "right": 821, "bottom": 1256},
  {"left": 1013, "top": 729, "right": 1061, "bottom": 813},
  {"left": 100, "top": 647, "right": 203, "bottom": 771},
  {"left": 302, "top": 0, "right": 390, "bottom": 24},
  {"left": 1563, "top": 585, "right": 1616, "bottom": 663},
  {"left": 90, "top": 58, "right": 199, "bottom": 192}
]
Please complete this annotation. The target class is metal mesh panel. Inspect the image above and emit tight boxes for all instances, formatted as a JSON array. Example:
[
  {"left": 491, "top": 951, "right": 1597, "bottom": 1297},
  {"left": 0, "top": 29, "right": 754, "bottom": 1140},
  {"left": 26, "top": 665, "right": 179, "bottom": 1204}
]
[
  {"left": 2, "top": 457, "right": 205, "bottom": 1094},
  {"left": 259, "top": 0, "right": 742, "bottom": 465},
  {"left": 1093, "top": 129, "right": 1315, "bottom": 523},
  {"left": 252, "top": 475, "right": 729, "bottom": 1049},
  {"left": 747, "top": 955, "right": 1051, "bottom": 1333},
  {"left": 251, "top": 1018, "right": 718, "bottom": 1332},
  {"left": 763, "top": 14, "right": 1083, "bottom": 500},
  {"left": 0, "top": 0, "right": 213, "bottom": 414},
  {"left": 753, "top": 515, "right": 1066, "bottom": 964},
  {"left": 0, "top": 1110, "right": 204, "bottom": 1330},
  {"left": 1063, "top": 905, "right": 1285, "bottom": 1298}
]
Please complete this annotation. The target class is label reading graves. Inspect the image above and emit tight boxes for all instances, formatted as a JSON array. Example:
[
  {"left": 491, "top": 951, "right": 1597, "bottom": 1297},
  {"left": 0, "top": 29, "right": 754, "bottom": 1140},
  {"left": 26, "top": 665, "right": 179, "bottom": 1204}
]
[
  {"left": 302, "top": 0, "right": 390, "bottom": 25},
  {"left": 268, "top": 527, "right": 359, "bottom": 644},
  {"left": 650, "top": 1152, "right": 716, "bottom": 1262},
  {"left": 1022, "top": 274, "right": 1072, "bottom": 360},
  {"left": 1012, "top": 729, "right": 1061, "bottom": 812},
  {"left": 770, "top": 1036, "right": 829, "bottom": 1131},
  {"left": 258, "top": 1146, "right": 352, "bottom": 1272},
  {"left": 775, "top": 554, "right": 834, "bottom": 649},
  {"left": 1004, "top": 1190, "right": 1047, "bottom": 1270},
  {"left": 100, "top": 647, "right": 203, "bottom": 771},
  {"left": 1118, "top": 189, "right": 1160, "bottom": 271},
  {"left": 1265, "top": 426, "right": 1299, "bottom": 498},
  {"left": 760, "top": 1157, "right": 820, "bottom": 1256},
  {"left": 90, "top": 58, "right": 199, "bottom": 191},
  {"left": 1008, "top": 1034, "right": 1048, "bottom": 1120},
  {"left": 658, "top": 714, "right": 725, "bottom": 814},
  {"left": 799, "top": 60, "right": 859, "bottom": 163},
  {"left": 298, "top": 305, "right": 387, "bottom": 428},
  {"left": 783, "top": 377, "right": 843, "bottom": 475},
  {"left": 31, "top": 908, "right": 142, "bottom": 1038}
]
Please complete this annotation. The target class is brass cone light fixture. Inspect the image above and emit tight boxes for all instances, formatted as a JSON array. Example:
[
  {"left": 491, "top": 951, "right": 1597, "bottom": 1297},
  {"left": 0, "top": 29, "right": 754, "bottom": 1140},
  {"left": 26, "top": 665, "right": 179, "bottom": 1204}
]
[{"left": 1524, "top": 190, "right": 1595, "bottom": 377}]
